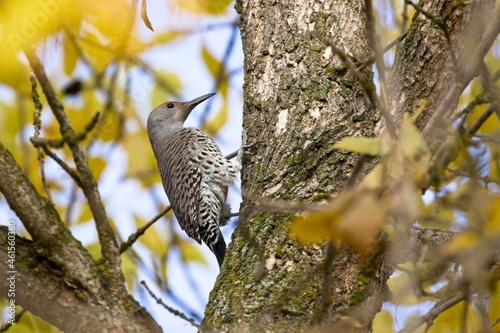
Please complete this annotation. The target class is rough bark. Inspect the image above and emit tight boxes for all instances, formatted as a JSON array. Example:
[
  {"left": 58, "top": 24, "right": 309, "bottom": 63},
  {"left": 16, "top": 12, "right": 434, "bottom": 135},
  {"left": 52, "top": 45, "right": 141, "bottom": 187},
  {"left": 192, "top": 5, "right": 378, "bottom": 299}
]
[
  {"left": 385, "top": 0, "right": 494, "bottom": 135},
  {"left": 0, "top": 143, "right": 160, "bottom": 331},
  {"left": 202, "top": 0, "right": 496, "bottom": 332},
  {"left": 202, "top": 1, "right": 377, "bottom": 331}
]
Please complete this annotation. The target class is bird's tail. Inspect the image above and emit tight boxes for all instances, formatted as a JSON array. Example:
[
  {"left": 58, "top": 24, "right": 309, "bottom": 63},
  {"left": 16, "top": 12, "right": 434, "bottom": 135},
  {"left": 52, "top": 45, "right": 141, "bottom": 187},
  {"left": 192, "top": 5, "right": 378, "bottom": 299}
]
[{"left": 210, "top": 231, "right": 226, "bottom": 268}]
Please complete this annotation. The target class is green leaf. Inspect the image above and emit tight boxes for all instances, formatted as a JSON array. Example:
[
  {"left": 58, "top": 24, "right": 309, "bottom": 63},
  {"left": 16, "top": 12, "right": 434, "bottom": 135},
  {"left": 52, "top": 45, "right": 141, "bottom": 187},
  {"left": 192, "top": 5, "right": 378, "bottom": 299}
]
[
  {"left": 122, "top": 131, "right": 161, "bottom": 186},
  {"left": 86, "top": 241, "right": 102, "bottom": 261}
]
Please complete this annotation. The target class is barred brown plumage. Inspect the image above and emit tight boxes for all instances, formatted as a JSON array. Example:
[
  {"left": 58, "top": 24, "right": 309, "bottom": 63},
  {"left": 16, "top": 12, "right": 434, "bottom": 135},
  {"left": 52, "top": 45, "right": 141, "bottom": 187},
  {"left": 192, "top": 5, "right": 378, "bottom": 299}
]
[{"left": 146, "top": 93, "right": 239, "bottom": 268}]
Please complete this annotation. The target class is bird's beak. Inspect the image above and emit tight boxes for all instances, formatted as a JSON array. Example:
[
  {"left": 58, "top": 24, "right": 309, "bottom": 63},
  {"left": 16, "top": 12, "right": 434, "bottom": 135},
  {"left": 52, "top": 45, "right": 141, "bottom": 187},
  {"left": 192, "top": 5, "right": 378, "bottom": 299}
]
[{"left": 187, "top": 93, "right": 216, "bottom": 111}]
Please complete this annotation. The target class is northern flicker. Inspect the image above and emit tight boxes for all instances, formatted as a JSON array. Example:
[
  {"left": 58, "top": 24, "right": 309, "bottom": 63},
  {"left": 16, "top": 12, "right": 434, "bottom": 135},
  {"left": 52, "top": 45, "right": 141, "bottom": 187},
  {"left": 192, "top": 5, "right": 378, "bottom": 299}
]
[{"left": 147, "top": 93, "right": 238, "bottom": 268}]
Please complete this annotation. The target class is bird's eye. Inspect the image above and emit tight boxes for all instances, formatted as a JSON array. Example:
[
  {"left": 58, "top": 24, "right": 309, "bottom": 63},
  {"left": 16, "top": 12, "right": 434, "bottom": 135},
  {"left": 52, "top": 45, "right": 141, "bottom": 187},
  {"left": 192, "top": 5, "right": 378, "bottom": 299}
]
[{"left": 166, "top": 103, "right": 174, "bottom": 108}]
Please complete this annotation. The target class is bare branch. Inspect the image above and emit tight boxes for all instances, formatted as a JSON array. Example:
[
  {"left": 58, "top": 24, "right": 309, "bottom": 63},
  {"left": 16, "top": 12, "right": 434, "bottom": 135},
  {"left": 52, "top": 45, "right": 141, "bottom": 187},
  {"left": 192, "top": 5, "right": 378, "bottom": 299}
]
[
  {"left": 0, "top": 144, "right": 97, "bottom": 290},
  {"left": 120, "top": 205, "right": 171, "bottom": 254},
  {"left": 398, "top": 293, "right": 466, "bottom": 333},
  {"left": 140, "top": 280, "right": 200, "bottom": 328},
  {"left": 24, "top": 48, "right": 121, "bottom": 276}
]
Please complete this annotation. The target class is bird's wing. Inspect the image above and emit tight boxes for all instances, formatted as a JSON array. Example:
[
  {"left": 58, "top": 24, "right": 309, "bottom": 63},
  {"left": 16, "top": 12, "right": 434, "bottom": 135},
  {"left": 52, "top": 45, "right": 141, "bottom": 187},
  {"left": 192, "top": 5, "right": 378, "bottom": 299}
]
[{"left": 159, "top": 129, "right": 203, "bottom": 243}]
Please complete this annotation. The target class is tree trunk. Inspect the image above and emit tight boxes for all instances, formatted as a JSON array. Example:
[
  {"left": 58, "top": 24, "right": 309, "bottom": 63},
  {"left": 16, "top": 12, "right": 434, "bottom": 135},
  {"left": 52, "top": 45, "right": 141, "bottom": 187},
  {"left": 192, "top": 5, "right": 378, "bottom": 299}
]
[
  {"left": 202, "top": 1, "right": 377, "bottom": 331},
  {"left": 202, "top": 0, "right": 495, "bottom": 332}
]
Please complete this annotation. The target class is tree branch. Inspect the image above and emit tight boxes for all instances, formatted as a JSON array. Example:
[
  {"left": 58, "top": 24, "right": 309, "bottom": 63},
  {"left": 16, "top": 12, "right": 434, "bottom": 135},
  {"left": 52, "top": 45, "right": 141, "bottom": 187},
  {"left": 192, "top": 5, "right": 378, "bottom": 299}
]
[
  {"left": 0, "top": 142, "right": 98, "bottom": 291},
  {"left": 422, "top": 3, "right": 500, "bottom": 142},
  {"left": 0, "top": 228, "right": 161, "bottom": 332},
  {"left": 24, "top": 48, "right": 121, "bottom": 278}
]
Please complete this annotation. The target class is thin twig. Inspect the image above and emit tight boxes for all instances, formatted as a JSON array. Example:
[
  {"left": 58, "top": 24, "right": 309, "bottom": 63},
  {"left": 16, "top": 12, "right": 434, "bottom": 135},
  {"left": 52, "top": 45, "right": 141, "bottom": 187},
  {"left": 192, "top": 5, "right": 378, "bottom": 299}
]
[
  {"left": 140, "top": 280, "right": 200, "bottom": 328},
  {"left": 357, "top": 32, "right": 408, "bottom": 71},
  {"left": 35, "top": 144, "right": 82, "bottom": 185},
  {"left": 120, "top": 205, "right": 171, "bottom": 253},
  {"left": 29, "top": 72, "right": 53, "bottom": 202},
  {"left": 30, "top": 112, "right": 100, "bottom": 149},
  {"left": 398, "top": 293, "right": 466, "bottom": 333},
  {"left": 25, "top": 47, "right": 121, "bottom": 275}
]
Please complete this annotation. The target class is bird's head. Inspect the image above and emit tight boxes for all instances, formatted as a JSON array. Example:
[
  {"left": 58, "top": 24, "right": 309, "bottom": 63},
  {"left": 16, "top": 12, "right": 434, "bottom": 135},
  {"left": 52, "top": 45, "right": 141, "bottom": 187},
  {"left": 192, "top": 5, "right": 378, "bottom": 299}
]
[{"left": 147, "top": 93, "right": 216, "bottom": 130}]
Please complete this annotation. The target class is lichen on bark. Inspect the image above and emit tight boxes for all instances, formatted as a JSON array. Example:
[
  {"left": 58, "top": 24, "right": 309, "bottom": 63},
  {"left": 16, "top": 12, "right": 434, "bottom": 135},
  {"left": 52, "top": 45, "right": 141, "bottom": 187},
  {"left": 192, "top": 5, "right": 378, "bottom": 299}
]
[{"left": 202, "top": 1, "right": 377, "bottom": 331}]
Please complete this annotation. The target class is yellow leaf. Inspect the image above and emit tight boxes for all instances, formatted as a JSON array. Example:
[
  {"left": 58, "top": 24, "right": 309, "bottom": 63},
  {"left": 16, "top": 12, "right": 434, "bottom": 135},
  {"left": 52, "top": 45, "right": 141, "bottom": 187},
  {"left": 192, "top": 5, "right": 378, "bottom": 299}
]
[
  {"left": 202, "top": 97, "right": 228, "bottom": 137},
  {"left": 387, "top": 270, "right": 422, "bottom": 305},
  {"left": 115, "top": 35, "right": 147, "bottom": 58},
  {"left": 291, "top": 190, "right": 387, "bottom": 253},
  {"left": 430, "top": 301, "right": 481, "bottom": 333},
  {"left": 10, "top": 310, "right": 63, "bottom": 332},
  {"left": 488, "top": 294, "right": 500, "bottom": 322},
  {"left": 141, "top": 0, "right": 154, "bottom": 31},
  {"left": 88, "top": 156, "right": 106, "bottom": 180},
  {"left": 81, "top": 0, "right": 131, "bottom": 40},
  {"left": 202, "top": 45, "right": 221, "bottom": 79},
  {"left": 0, "top": 0, "right": 81, "bottom": 50},
  {"left": 97, "top": 110, "right": 123, "bottom": 142},
  {"left": 135, "top": 215, "right": 168, "bottom": 256},
  {"left": 63, "top": 33, "right": 78, "bottom": 76},
  {"left": 372, "top": 310, "right": 395, "bottom": 333},
  {"left": 79, "top": 32, "right": 114, "bottom": 71},
  {"left": 333, "top": 136, "right": 383, "bottom": 156},
  {"left": 466, "top": 102, "right": 499, "bottom": 134},
  {"left": 485, "top": 196, "right": 500, "bottom": 236},
  {"left": 122, "top": 131, "right": 160, "bottom": 186},
  {"left": 178, "top": 238, "right": 208, "bottom": 266},
  {"left": 488, "top": 142, "right": 500, "bottom": 182},
  {"left": 172, "top": 0, "right": 233, "bottom": 15},
  {"left": 389, "top": 180, "right": 424, "bottom": 225},
  {"left": 0, "top": 43, "right": 30, "bottom": 93},
  {"left": 290, "top": 212, "right": 336, "bottom": 244},
  {"left": 150, "top": 71, "right": 183, "bottom": 108},
  {"left": 421, "top": 200, "right": 454, "bottom": 230},
  {"left": 86, "top": 242, "right": 102, "bottom": 261},
  {"left": 398, "top": 116, "right": 431, "bottom": 184},
  {"left": 334, "top": 190, "right": 387, "bottom": 253},
  {"left": 121, "top": 251, "right": 138, "bottom": 292},
  {"left": 408, "top": 99, "right": 428, "bottom": 123},
  {"left": 445, "top": 232, "right": 480, "bottom": 255}
]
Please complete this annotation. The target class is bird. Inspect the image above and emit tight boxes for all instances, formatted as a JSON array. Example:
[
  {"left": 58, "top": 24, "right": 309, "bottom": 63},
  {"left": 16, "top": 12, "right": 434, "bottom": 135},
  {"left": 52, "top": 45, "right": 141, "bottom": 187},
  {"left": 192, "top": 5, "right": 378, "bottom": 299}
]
[{"left": 146, "top": 93, "right": 239, "bottom": 268}]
